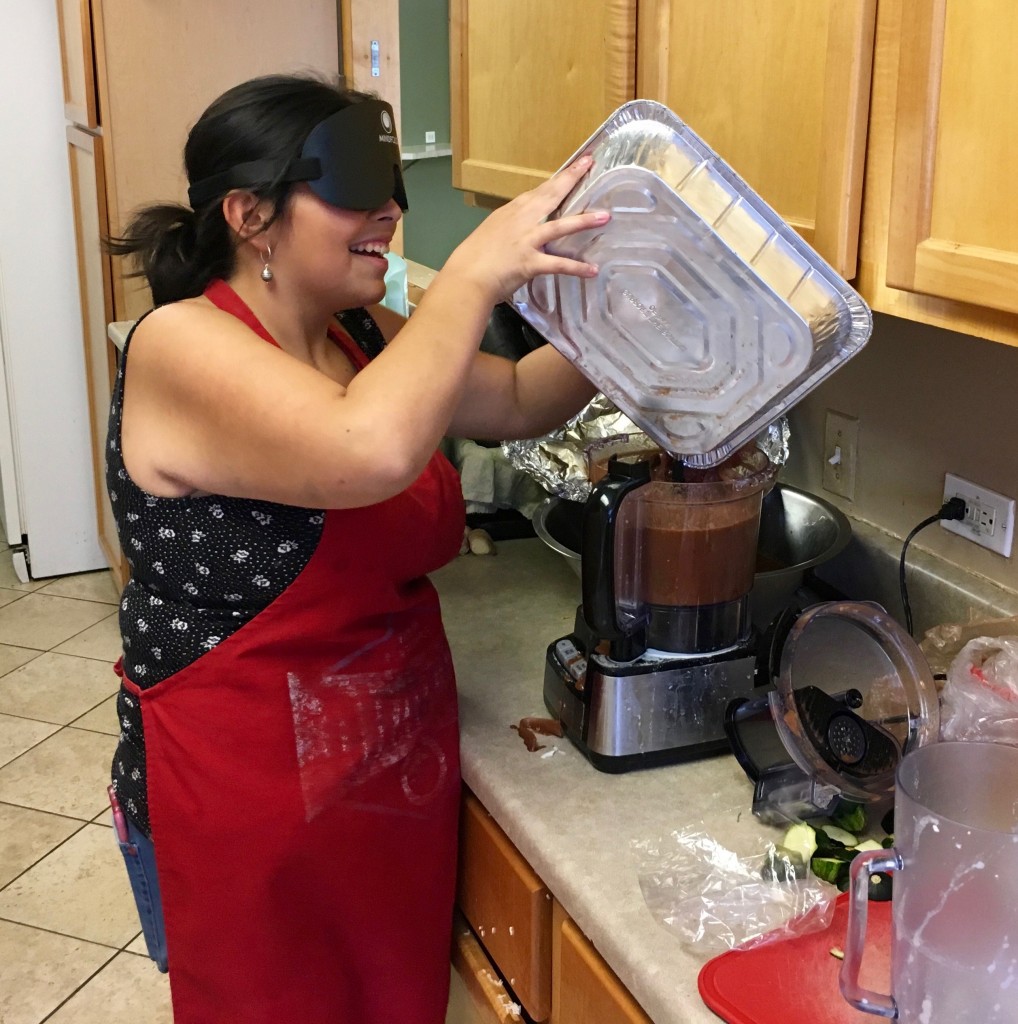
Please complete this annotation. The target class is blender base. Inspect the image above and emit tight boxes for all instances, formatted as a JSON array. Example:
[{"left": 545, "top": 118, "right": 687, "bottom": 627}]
[{"left": 544, "top": 635, "right": 760, "bottom": 773}]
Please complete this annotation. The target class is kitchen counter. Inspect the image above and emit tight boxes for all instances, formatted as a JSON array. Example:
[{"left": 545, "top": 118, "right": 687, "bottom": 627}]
[{"left": 432, "top": 539, "right": 784, "bottom": 1024}]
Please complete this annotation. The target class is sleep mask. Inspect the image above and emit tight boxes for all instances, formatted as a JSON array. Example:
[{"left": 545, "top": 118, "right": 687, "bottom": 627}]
[{"left": 186, "top": 99, "right": 408, "bottom": 212}]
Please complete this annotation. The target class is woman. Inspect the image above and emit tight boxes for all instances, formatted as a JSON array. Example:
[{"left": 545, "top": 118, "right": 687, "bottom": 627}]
[{"left": 105, "top": 73, "right": 604, "bottom": 1023}]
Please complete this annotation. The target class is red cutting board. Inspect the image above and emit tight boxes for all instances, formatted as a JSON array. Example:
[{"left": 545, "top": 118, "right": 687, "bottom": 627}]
[{"left": 698, "top": 893, "right": 892, "bottom": 1024}]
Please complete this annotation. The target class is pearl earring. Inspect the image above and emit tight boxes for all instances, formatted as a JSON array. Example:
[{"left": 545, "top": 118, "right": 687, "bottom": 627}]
[{"left": 260, "top": 244, "right": 274, "bottom": 283}]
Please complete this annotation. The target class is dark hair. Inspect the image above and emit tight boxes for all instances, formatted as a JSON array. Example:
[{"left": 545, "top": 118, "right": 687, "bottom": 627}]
[{"left": 107, "top": 74, "right": 369, "bottom": 306}]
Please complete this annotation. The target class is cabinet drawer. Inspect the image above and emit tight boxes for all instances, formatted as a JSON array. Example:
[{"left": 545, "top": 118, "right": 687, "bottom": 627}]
[
  {"left": 552, "top": 902, "right": 652, "bottom": 1024},
  {"left": 449, "top": 915, "right": 525, "bottom": 1024},
  {"left": 457, "top": 791, "right": 552, "bottom": 1021}
]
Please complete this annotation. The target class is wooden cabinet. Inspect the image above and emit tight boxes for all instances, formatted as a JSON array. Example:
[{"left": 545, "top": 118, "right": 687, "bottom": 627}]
[
  {"left": 450, "top": 0, "right": 873, "bottom": 280},
  {"left": 449, "top": 0, "right": 1018, "bottom": 345},
  {"left": 552, "top": 902, "right": 652, "bottom": 1024},
  {"left": 455, "top": 789, "right": 653, "bottom": 1024},
  {"left": 637, "top": 0, "right": 876, "bottom": 280},
  {"left": 885, "top": 0, "right": 1018, "bottom": 316},
  {"left": 450, "top": 0, "right": 637, "bottom": 199},
  {"left": 457, "top": 791, "right": 552, "bottom": 1021}
]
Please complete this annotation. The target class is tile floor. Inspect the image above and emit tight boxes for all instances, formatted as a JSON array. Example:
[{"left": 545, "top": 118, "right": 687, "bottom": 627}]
[{"left": 0, "top": 532, "right": 174, "bottom": 1023}]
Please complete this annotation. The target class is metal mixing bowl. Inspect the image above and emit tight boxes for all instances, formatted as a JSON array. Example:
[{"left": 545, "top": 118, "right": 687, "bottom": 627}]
[{"left": 531, "top": 483, "right": 852, "bottom": 628}]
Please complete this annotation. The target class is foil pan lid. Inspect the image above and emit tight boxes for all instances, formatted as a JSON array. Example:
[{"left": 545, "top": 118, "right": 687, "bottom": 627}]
[{"left": 511, "top": 99, "right": 872, "bottom": 466}]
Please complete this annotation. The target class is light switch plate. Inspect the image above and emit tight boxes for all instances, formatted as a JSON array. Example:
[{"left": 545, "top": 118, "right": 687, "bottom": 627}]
[{"left": 822, "top": 411, "right": 858, "bottom": 501}]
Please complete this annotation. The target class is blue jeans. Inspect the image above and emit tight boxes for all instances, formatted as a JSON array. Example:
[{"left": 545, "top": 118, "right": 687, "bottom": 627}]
[{"left": 115, "top": 813, "right": 169, "bottom": 972}]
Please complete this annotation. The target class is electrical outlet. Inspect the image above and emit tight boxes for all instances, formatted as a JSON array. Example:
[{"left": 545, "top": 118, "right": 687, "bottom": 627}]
[
  {"left": 424, "top": 130, "right": 436, "bottom": 145},
  {"left": 941, "top": 473, "right": 1016, "bottom": 557},
  {"left": 822, "top": 411, "right": 858, "bottom": 500}
]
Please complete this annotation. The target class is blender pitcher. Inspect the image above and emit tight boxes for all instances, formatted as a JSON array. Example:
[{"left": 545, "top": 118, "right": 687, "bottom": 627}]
[
  {"left": 582, "top": 453, "right": 776, "bottom": 659},
  {"left": 841, "top": 740, "right": 1018, "bottom": 1022}
]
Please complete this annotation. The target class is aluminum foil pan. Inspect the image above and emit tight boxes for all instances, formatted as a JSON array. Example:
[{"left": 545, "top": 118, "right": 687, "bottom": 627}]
[{"left": 511, "top": 100, "right": 872, "bottom": 467}]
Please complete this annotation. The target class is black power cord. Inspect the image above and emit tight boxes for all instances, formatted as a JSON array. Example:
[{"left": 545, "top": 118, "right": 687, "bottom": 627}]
[{"left": 899, "top": 496, "right": 966, "bottom": 636}]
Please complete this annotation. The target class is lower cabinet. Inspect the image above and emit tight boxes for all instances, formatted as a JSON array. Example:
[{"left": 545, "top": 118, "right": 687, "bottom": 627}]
[{"left": 454, "top": 789, "right": 652, "bottom": 1024}]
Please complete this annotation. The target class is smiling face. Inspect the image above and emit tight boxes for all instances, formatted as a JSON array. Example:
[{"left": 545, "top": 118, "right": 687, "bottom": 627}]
[{"left": 269, "top": 184, "right": 403, "bottom": 311}]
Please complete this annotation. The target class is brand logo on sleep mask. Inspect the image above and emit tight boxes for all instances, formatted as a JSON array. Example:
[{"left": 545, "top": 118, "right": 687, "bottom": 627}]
[{"left": 186, "top": 99, "right": 408, "bottom": 212}]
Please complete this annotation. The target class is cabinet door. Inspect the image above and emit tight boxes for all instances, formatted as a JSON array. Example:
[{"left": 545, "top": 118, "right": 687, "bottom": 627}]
[
  {"left": 638, "top": 0, "right": 876, "bottom": 280},
  {"left": 66, "top": 125, "right": 124, "bottom": 581},
  {"left": 451, "top": 0, "right": 636, "bottom": 199},
  {"left": 93, "top": 0, "right": 340, "bottom": 320},
  {"left": 56, "top": 0, "right": 99, "bottom": 127},
  {"left": 551, "top": 902, "right": 651, "bottom": 1024},
  {"left": 886, "top": 0, "right": 1018, "bottom": 316}
]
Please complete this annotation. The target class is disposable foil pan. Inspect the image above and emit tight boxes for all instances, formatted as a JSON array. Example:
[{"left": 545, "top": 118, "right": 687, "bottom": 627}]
[{"left": 511, "top": 100, "right": 872, "bottom": 466}]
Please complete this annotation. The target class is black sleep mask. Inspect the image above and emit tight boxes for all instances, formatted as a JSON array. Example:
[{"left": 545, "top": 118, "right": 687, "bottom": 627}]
[{"left": 186, "top": 99, "right": 408, "bottom": 212}]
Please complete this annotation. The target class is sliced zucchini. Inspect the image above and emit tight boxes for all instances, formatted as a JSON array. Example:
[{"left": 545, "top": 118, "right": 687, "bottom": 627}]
[
  {"left": 781, "top": 822, "right": 818, "bottom": 863},
  {"left": 811, "top": 856, "right": 847, "bottom": 885},
  {"left": 819, "top": 824, "right": 859, "bottom": 847},
  {"left": 867, "top": 871, "right": 894, "bottom": 901},
  {"left": 831, "top": 801, "right": 867, "bottom": 834},
  {"left": 761, "top": 847, "right": 807, "bottom": 883},
  {"left": 854, "top": 839, "right": 883, "bottom": 853}
]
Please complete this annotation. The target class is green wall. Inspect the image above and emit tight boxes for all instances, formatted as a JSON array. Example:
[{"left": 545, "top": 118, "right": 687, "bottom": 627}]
[{"left": 398, "top": 0, "right": 488, "bottom": 270}]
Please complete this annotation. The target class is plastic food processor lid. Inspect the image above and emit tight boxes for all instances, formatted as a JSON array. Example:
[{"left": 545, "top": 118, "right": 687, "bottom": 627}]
[
  {"left": 767, "top": 601, "right": 940, "bottom": 803},
  {"left": 511, "top": 100, "right": 873, "bottom": 467}
]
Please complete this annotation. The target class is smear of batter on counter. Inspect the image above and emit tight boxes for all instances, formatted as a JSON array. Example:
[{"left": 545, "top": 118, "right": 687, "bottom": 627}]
[{"left": 511, "top": 717, "right": 564, "bottom": 752}]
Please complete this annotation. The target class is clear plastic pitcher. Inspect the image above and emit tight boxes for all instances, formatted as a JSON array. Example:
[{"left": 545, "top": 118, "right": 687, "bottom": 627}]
[{"left": 841, "top": 741, "right": 1018, "bottom": 1022}]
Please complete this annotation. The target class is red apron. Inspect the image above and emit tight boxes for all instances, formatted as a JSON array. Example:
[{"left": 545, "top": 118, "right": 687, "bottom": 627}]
[{"left": 122, "top": 282, "right": 466, "bottom": 1023}]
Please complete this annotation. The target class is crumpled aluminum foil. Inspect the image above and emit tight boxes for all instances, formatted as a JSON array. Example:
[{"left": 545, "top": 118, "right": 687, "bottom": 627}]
[{"left": 502, "top": 395, "right": 790, "bottom": 502}]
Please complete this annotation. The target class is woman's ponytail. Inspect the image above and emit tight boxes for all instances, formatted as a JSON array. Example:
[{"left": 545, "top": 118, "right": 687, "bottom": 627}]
[{"left": 106, "top": 202, "right": 233, "bottom": 306}]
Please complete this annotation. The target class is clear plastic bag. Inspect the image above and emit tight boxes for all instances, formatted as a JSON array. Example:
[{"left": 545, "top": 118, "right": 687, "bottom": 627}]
[
  {"left": 941, "top": 635, "right": 1018, "bottom": 744},
  {"left": 632, "top": 825, "right": 835, "bottom": 956}
]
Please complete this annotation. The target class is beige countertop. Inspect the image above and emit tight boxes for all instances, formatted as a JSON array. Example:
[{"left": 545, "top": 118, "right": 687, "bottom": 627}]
[{"left": 431, "top": 538, "right": 787, "bottom": 1024}]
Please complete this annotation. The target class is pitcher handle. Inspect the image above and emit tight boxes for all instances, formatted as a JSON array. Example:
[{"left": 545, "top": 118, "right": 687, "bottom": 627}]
[{"left": 840, "top": 848, "right": 902, "bottom": 1018}]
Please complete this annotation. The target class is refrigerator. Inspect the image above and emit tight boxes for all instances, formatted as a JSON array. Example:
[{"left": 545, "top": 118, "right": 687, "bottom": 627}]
[{"left": 0, "top": 3, "right": 106, "bottom": 582}]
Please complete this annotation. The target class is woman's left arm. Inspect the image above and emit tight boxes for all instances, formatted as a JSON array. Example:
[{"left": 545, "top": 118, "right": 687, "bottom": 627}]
[{"left": 368, "top": 302, "right": 595, "bottom": 440}]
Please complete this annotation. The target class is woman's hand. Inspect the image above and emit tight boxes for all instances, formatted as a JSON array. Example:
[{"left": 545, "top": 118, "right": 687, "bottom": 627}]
[{"left": 441, "top": 155, "right": 609, "bottom": 304}]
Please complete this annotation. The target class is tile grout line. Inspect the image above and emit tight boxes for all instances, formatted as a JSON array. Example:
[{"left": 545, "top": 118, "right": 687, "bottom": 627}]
[
  {"left": 36, "top": 948, "right": 123, "bottom": 1024},
  {"left": 0, "top": 817, "right": 94, "bottom": 894}
]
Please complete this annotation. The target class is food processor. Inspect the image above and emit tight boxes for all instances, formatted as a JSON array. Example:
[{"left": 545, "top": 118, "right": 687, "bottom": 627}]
[{"left": 544, "top": 449, "right": 779, "bottom": 770}]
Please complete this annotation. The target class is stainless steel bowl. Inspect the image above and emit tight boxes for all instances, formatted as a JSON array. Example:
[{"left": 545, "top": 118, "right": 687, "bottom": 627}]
[{"left": 532, "top": 483, "right": 852, "bottom": 628}]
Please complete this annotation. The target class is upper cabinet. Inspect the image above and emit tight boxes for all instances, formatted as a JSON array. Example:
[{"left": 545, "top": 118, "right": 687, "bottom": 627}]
[
  {"left": 450, "top": 0, "right": 1018, "bottom": 346},
  {"left": 885, "top": 0, "right": 1018, "bottom": 316},
  {"left": 637, "top": 0, "right": 876, "bottom": 281},
  {"left": 451, "top": 0, "right": 875, "bottom": 280},
  {"left": 450, "top": 0, "right": 637, "bottom": 199}
]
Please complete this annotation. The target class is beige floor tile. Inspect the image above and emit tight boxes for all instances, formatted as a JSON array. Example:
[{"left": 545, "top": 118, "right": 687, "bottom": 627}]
[
  {"left": 74, "top": 694, "right": 120, "bottom": 736},
  {"left": 44, "top": 950, "right": 173, "bottom": 1023},
  {"left": 0, "top": 802, "right": 84, "bottom": 888},
  {"left": 53, "top": 612, "right": 122, "bottom": 663},
  {"left": 0, "top": 586, "right": 27, "bottom": 610},
  {"left": 0, "top": 552, "right": 48, "bottom": 592},
  {"left": 0, "top": 727, "right": 113, "bottom": 819},
  {"left": 0, "top": 822, "right": 141, "bottom": 946},
  {"left": 0, "top": 713, "right": 59, "bottom": 768},
  {"left": 0, "top": 594, "right": 114, "bottom": 650},
  {"left": 125, "top": 932, "right": 147, "bottom": 955},
  {"left": 0, "top": 652, "right": 120, "bottom": 725},
  {"left": 0, "top": 643, "right": 43, "bottom": 677},
  {"left": 0, "top": 919, "right": 114, "bottom": 1024},
  {"left": 40, "top": 569, "right": 121, "bottom": 605}
]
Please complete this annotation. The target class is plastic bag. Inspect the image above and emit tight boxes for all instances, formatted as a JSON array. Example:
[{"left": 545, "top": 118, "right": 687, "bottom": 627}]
[
  {"left": 941, "top": 635, "right": 1018, "bottom": 744},
  {"left": 920, "top": 614, "right": 1018, "bottom": 678},
  {"left": 632, "top": 825, "right": 835, "bottom": 955}
]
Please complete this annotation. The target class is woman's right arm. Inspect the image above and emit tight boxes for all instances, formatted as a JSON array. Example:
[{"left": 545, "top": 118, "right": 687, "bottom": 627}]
[{"left": 121, "top": 156, "right": 605, "bottom": 510}]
